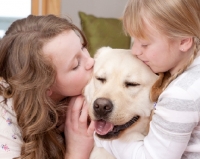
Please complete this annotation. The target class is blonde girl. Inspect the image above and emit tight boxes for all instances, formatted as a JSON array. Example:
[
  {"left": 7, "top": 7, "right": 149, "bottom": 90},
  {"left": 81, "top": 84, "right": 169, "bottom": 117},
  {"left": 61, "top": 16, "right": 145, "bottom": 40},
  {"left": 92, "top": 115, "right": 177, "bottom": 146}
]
[
  {"left": 120, "top": 0, "right": 200, "bottom": 159},
  {"left": 111, "top": 0, "right": 200, "bottom": 158}
]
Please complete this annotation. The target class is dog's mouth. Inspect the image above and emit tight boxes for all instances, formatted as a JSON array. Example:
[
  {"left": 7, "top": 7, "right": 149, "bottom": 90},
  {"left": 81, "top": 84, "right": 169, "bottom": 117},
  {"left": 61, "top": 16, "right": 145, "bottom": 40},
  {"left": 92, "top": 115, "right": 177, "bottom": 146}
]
[{"left": 94, "top": 115, "right": 140, "bottom": 139}]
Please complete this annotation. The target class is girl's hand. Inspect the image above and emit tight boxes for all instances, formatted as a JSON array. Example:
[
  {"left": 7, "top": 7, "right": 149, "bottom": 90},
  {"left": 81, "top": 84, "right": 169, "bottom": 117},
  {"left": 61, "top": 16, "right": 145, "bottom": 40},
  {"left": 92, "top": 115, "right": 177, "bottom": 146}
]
[{"left": 64, "top": 95, "right": 95, "bottom": 159}]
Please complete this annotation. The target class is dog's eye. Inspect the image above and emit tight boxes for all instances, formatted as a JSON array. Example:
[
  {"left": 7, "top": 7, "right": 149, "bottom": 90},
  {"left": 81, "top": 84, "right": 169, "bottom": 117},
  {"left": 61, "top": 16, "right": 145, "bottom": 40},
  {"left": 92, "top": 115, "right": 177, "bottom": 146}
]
[
  {"left": 96, "top": 77, "right": 106, "bottom": 83},
  {"left": 125, "top": 82, "right": 140, "bottom": 87}
]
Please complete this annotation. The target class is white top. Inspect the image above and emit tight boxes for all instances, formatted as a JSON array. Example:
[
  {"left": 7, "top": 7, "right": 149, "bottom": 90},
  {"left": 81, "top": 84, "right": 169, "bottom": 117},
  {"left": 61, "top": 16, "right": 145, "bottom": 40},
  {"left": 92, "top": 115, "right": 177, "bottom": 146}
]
[
  {"left": 0, "top": 96, "right": 22, "bottom": 159},
  {"left": 94, "top": 56, "right": 200, "bottom": 159}
]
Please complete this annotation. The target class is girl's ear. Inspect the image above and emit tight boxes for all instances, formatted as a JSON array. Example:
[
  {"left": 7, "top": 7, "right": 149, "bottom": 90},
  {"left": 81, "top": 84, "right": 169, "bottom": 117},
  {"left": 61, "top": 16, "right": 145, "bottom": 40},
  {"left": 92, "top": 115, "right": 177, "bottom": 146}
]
[
  {"left": 47, "top": 88, "right": 52, "bottom": 96},
  {"left": 179, "top": 37, "right": 193, "bottom": 52}
]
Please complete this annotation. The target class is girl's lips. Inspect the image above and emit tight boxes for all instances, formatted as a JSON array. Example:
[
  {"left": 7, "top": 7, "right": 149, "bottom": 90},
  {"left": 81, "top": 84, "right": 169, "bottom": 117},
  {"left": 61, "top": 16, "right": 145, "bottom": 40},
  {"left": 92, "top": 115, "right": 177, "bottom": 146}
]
[{"left": 137, "top": 57, "right": 149, "bottom": 65}]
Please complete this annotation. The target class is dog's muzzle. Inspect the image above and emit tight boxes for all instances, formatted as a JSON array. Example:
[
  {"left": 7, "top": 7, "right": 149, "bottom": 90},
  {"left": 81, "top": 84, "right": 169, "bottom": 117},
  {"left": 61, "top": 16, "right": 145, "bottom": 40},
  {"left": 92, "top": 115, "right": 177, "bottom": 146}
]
[
  {"left": 92, "top": 97, "right": 140, "bottom": 139},
  {"left": 93, "top": 98, "right": 113, "bottom": 118}
]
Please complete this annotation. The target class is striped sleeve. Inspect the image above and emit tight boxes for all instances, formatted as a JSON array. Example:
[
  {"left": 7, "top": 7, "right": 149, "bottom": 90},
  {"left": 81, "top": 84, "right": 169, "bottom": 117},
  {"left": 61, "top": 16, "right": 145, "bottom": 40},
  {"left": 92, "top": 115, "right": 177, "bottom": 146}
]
[{"left": 139, "top": 65, "right": 200, "bottom": 159}]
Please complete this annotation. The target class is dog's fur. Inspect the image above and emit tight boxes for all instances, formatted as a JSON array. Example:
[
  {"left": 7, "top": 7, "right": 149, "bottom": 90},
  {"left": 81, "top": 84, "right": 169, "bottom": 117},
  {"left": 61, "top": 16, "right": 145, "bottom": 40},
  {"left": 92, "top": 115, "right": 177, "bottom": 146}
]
[{"left": 84, "top": 47, "right": 158, "bottom": 159}]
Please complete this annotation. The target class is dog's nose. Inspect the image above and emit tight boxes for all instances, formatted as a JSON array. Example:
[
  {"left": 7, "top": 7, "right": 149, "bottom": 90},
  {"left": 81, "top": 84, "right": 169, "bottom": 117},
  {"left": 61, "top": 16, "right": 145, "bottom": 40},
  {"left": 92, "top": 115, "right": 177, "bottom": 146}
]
[{"left": 93, "top": 98, "right": 113, "bottom": 116}]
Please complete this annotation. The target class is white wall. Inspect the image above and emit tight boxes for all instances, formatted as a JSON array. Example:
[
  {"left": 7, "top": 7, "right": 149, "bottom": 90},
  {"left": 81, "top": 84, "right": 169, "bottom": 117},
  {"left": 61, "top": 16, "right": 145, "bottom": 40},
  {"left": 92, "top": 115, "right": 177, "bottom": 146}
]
[{"left": 61, "top": 0, "right": 128, "bottom": 29}]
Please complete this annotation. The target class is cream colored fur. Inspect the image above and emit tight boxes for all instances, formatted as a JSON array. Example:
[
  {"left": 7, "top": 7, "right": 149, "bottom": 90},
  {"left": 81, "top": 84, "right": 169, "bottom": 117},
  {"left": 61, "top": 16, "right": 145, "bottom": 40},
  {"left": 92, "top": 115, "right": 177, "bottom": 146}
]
[{"left": 84, "top": 47, "right": 158, "bottom": 159}]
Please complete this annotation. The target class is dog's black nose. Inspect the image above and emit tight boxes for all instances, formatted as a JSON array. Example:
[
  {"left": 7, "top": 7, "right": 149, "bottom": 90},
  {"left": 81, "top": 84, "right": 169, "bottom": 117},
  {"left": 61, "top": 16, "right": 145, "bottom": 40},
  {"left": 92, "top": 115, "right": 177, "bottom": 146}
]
[{"left": 93, "top": 98, "right": 113, "bottom": 116}]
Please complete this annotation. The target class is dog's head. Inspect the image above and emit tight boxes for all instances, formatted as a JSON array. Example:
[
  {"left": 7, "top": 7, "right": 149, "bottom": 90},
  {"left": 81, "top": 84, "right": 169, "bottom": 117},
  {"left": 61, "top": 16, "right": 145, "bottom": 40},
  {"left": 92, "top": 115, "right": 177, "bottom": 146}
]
[{"left": 84, "top": 47, "right": 158, "bottom": 139}]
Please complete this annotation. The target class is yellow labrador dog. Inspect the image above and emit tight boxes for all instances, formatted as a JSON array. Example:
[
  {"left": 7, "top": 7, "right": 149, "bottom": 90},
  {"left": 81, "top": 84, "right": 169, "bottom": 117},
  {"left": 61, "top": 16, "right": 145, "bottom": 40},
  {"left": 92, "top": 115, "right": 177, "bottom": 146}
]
[{"left": 84, "top": 47, "right": 158, "bottom": 159}]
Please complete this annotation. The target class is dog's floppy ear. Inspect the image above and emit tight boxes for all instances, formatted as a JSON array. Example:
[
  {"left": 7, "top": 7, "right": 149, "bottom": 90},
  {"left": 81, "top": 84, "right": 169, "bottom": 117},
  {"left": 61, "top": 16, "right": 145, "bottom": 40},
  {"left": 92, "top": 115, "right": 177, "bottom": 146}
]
[
  {"left": 93, "top": 47, "right": 112, "bottom": 59},
  {"left": 83, "top": 77, "right": 95, "bottom": 105},
  {"left": 150, "top": 72, "right": 171, "bottom": 102}
]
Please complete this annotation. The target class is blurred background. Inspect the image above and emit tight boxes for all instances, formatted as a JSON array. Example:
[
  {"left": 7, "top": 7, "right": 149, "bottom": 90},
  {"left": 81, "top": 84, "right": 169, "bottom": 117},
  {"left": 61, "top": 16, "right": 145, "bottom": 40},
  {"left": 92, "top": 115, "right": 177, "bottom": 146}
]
[
  {"left": 0, "top": 0, "right": 128, "bottom": 38},
  {"left": 0, "top": 0, "right": 131, "bottom": 56}
]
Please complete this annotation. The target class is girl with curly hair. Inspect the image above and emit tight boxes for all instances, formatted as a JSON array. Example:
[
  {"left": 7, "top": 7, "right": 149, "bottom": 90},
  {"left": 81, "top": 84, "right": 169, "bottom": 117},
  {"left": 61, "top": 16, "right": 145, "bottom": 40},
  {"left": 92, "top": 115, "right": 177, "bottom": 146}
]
[{"left": 0, "top": 14, "right": 95, "bottom": 159}]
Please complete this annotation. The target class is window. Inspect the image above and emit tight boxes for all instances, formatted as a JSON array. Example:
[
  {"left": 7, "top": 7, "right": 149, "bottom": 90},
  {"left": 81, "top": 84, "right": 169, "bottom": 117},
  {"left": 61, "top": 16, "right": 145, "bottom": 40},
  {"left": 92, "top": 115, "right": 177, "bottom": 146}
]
[
  {"left": 0, "top": 0, "right": 31, "bottom": 38},
  {"left": 0, "top": 0, "right": 60, "bottom": 38}
]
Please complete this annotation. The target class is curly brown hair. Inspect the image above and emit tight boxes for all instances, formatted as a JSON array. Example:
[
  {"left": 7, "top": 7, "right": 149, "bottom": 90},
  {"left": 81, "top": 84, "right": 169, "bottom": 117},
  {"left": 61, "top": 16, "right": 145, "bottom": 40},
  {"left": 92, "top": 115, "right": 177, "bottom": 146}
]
[{"left": 0, "top": 14, "right": 87, "bottom": 159}]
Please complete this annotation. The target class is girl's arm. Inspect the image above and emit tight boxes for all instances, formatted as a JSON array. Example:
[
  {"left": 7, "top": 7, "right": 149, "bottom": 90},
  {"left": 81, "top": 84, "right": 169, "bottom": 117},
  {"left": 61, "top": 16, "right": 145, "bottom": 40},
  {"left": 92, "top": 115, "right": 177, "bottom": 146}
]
[
  {"left": 113, "top": 84, "right": 199, "bottom": 159},
  {"left": 64, "top": 96, "right": 95, "bottom": 159}
]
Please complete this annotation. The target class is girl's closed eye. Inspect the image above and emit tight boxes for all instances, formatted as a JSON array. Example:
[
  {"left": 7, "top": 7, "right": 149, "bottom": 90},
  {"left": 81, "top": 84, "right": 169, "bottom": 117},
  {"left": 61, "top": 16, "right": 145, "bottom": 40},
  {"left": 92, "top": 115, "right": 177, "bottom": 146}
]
[
  {"left": 73, "top": 60, "right": 80, "bottom": 70},
  {"left": 138, "top": 39, "right": 149, "bottom": 48},
  {"left": 81, "top": 42, "right": 87, "bottom": 51},
  {"left": 81, "top": 45, "right": 85, "bottom": 51},
  {"left": 141, "top": 44, "right": 149, "bottom": 48}
]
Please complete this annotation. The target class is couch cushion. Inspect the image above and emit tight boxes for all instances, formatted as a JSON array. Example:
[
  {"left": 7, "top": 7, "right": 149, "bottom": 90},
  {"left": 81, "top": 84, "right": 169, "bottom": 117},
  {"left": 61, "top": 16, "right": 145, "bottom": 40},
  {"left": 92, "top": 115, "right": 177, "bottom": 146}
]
[{"left": 79, "top": 12, "right": 131, "bottom": 57}]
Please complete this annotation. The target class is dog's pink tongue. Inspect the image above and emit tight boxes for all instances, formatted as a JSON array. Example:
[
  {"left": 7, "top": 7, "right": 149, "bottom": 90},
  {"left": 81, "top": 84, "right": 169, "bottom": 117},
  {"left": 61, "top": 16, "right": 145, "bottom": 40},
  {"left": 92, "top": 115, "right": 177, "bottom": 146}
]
[{"left": 94, "top": 120, "right": 114, "bottom": 135}]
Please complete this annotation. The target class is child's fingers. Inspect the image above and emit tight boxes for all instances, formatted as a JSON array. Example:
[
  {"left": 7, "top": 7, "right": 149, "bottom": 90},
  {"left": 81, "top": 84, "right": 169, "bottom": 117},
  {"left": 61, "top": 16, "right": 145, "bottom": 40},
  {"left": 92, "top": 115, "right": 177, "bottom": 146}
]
[
  {"left": 87, "top": 121, "right": 95, "bottom": 136},
  {"left": 69, "top": 96, "right": 85, "bottom": 128},
  {"left": 66, "top": 96, "right": 81, "bottom": 126},
  {"left": 79, "top": 101, "right": 95, "bottom": 136},
  {"left": 66, "top": 97, "right": 76, "bottom": 117},
  {"left": 79, "top": 100, "right": 89, "bottom": 130},
  {"left": 66, "top": 96, "right": 94, "bottom": 136}
]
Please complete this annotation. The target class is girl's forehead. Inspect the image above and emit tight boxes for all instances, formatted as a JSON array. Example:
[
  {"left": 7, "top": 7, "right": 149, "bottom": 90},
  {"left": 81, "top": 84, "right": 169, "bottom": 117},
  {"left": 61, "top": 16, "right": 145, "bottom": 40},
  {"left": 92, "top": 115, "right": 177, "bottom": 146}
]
[
  {"left": 130, "top": 19, "right": 160, "bottom": 40},
  {"left": 125, "top": 5, "right": 161, "bottom": 38}
]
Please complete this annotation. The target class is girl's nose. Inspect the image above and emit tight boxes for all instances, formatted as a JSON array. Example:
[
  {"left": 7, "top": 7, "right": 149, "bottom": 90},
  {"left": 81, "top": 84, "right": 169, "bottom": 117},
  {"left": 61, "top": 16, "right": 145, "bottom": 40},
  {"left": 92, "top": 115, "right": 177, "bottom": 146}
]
[
  {"left": 85, "top": 56, "right": 94, "bottom": 70},
  {"left": 131, "top": 42, "right": 142, "bottom": 56}
]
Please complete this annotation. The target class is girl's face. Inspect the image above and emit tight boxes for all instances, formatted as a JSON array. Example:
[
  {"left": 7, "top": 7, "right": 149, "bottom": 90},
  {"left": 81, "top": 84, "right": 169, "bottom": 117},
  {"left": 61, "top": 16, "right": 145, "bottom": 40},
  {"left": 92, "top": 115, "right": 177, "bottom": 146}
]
[
  {"left": 131, "top": 23, "right": 189, "bottom": 74},
  {"left": 43, "top": 30, "right": 94, "bottom": 101}
]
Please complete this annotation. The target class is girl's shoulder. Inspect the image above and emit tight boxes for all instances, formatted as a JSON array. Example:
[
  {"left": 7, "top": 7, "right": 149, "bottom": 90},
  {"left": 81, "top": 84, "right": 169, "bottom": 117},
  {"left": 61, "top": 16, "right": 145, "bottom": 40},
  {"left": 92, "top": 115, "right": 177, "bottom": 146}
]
[
  {"left": 0, "top": 96, "right": 13, "bottom": 112},
  {"left": 0, "top": 96, "right": 16, "bottom": 127},
  {"left": 159, "top": 61, "right": 200, "bottom": 111},
  {"left": 0, "top": 80, "right": 13, "bottom": 111},
  {"left": 168, "top": 56, "right": 200, "bottom": 97},
  {"left": 164, "top": 70, "right": 200, "bottom": 101}
]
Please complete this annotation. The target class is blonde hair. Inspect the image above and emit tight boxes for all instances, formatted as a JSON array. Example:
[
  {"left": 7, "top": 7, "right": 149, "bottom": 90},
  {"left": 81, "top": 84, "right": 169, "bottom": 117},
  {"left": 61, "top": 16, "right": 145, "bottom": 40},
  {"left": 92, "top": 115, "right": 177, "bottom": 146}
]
[
  {"left": 0, "top": 15, "right": 87, "bottom": 159},
  {"left": 123, "top": 0, "right": 200, "bottom": 101}
]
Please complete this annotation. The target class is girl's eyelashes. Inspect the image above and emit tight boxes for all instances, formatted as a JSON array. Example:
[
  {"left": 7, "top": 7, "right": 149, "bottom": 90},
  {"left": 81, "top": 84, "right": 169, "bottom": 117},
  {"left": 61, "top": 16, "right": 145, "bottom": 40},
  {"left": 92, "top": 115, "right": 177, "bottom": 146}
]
[
  {"left": 81, "top": 46, "right": 85, "bottom": 50},
  {"left": 72, "top": 43, "right": 86, "bottom": 70},
  {"left": 81, "top": 43, "right": 87, "bottom": 50},
  {"left": 139, "top": 39, "right": 150, "bottom": 48},
  {"left": 73, "top": 61, "right": 80, "bottom": 70},
  {"left": 141, "top": 44, "right": 149, "bottom": 48}
]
